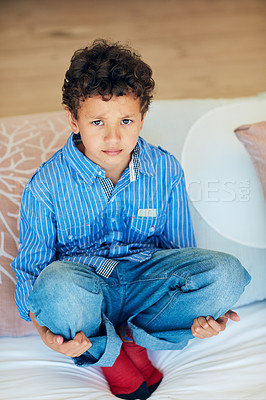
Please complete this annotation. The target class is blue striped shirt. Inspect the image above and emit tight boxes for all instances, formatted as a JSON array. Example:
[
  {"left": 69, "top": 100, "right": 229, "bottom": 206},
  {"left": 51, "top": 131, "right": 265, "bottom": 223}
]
[{"left": 11, "top": 133, "right": 196, "bottom": 321}]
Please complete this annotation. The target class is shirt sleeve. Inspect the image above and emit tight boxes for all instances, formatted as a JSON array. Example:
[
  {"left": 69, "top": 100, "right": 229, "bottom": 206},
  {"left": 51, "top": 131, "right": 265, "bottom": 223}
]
[
  {"left": 11, "top": 186, "right": 57, "bottom": 321},
  {"left": 161, "top": 170, "right": 197, "bottom": 249}
]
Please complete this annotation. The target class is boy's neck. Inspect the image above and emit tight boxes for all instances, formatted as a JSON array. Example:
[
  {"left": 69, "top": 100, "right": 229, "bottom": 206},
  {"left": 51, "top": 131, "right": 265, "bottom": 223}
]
[
  {"left": 106, "top": 171, "right": 122, "bottom": 186},
  {"left": 76, "top": 142, "right": 130, "bottom": 186},
  {"left": 104, "top": 158, "right": 131, "bottom": 186}
]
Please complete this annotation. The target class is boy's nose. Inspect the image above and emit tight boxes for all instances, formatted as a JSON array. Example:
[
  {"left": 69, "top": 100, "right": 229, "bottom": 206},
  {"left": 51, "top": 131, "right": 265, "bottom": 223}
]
[{"left": 105, "top": 127, "right": 121, "bottom": 143}]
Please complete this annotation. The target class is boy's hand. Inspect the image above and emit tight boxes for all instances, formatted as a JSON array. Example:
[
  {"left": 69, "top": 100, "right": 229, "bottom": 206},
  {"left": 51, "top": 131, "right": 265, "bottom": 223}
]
[
  {"left": 42, "top": 328, "right": 92, "bottom": 357},
  {"left": 29, "top": 311, "right": 91, "bottom": 357},
  {"left": 191, "top": 310, "right": 240, "bottom": 339}
]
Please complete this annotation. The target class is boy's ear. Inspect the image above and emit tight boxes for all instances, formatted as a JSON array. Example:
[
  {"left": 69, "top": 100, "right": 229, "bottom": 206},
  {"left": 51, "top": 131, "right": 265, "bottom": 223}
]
[{"left": 65, "top": 108, "right": 79, "bottom": 134}]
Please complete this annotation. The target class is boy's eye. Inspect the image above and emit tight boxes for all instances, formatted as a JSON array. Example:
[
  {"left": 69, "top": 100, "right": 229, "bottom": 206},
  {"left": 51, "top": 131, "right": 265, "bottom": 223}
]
[
  {"left": 92, "top": 120, "right": 103, "bottom": 126},
  {"left": 121, "top": 119, "right": 132, "bottom": 125}
]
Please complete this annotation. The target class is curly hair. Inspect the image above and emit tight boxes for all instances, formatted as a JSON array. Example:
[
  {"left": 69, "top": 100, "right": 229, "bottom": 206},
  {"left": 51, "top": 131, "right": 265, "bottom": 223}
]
[{"left": 62, "top": 39, "right": 155, "bottom": 120}]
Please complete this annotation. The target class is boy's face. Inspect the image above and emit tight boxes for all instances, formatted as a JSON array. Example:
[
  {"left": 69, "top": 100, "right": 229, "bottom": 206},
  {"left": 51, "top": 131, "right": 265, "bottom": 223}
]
[{"left": 67, "top": 94, "right": 146, "bottom": 182}]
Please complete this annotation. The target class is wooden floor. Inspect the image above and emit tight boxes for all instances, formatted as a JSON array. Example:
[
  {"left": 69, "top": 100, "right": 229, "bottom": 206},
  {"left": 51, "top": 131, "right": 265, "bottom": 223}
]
[{"left": 0, "top": 0, "right": 266, "bottom": 117}]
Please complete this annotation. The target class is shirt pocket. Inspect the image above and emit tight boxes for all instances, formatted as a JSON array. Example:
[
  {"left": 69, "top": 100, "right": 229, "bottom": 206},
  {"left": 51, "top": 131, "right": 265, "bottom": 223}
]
[
  {"left": 124, "top": 213, "right": 166, "bottom": 242},
  {"left": 57, "top": 224, "right": 91, "bottom": 247},
  {"left": 57, "top": 214, "right": 107, "bottom": 249}
]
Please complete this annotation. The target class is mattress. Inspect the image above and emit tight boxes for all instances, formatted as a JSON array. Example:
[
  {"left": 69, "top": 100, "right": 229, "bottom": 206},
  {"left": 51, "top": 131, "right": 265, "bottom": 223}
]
[{"left": 1, "top": 300, "right": 265, "bottom": 400}]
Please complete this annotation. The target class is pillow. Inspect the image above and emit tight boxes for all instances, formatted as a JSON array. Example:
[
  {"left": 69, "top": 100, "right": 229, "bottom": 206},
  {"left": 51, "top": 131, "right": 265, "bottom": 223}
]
[
  {"left": 0, "top": 111, "right": 69, "bottom": 336},
  {"left": 181, "top": 102, "right": 266, "bottom": 248},
  {"left": 234, "top": 121, "right": 266, "bottom": 202},
  {"left": 181, "top": 102, "right": 266, "bottom": 307}
]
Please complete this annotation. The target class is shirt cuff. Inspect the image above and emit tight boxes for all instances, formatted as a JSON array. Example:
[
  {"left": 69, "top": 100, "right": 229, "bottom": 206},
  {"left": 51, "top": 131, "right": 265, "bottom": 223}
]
[{"left": 96, "top": 259, "right": 119, "bottom": 278}]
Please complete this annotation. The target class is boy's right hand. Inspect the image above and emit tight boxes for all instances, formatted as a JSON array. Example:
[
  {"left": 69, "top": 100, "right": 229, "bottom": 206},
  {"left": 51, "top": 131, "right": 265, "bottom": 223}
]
[
  {"left": 29, "top": 312, "right": 92, "bottom": 357},
  {"left": 42, "top": 328, "right": 92, "bottom": 357}
]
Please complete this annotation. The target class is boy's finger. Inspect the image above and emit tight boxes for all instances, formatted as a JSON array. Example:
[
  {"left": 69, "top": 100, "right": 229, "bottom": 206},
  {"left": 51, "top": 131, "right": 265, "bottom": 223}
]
[
  {"left": 224, "top": 310, "right": 240, "bottom": 321},
  {"left": 206, "top": 317, "right": 222, "bottom": 333},
  {"left": 73, "top": 332, "right": 83, "bottom": 344},
  {"left": 63, "top": 339, "right": 91, "bottom": 357},
  {"left": 74, "top": 331, "right": 92, "bottom": 347},
  {"left": 197, "top": 316, "right": 210, "bottom": 329},
  {"left": 192, "top": 325, "right": 216, "bottom": 338},
  {"left": 56, "top": 335, "right": 64, "bottom": 344},
  {"left": 192, "top": 318, "right": 216, "bottom": 337},
  {"left": 45, "top": 330, "right": 63, "bottom": 345},
  {"left": 50, "top": 333, "right": 63, "bottom": 345},
  {"left": 234, "top": 124, "right": 250, "bottom": 132},
  {"left": 197, "top": 316, "right": 216, "bottom": 332}
]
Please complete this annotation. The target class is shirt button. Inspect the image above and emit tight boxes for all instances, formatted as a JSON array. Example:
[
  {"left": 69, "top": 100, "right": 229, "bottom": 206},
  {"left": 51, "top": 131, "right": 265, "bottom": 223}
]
[
  {"left": 111, "top": 218, "right": 116, "bottom": 223},
  {"left": 68, "top": 233, "right": 73, "bottom": 240}
]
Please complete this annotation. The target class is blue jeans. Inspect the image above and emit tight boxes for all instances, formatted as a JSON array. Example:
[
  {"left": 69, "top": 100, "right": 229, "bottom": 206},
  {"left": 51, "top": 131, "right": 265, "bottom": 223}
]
[{"left": 27, "top": 248, "right": 251, "bottom": 367}]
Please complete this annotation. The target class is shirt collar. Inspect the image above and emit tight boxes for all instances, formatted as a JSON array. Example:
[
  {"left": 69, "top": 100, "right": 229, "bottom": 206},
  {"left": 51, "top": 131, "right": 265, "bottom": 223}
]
[
  {"left": 63, "top": 133, "right": 105, "bottom": 184},
  {"left": 129, "top": 144, "right": 139, "bottom": 182},
  {"left": 63, "top": 133, "right": 155, "bottom": 185},
  {"left": 137, "top": 136, "right": 155, "bottom": 177}
]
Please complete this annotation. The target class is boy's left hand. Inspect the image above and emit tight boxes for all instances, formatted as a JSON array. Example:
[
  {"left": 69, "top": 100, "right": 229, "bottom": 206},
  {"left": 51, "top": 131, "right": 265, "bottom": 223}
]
[{"left": 191, "top": 310, "right": 240, "bottom": 339}]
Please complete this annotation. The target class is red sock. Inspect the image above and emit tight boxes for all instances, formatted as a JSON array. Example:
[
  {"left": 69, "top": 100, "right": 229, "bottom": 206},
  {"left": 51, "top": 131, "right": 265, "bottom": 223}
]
[
  {"left": 119, "top": 325, "right": 163, "bottom": 395},
  {"left": 122, "top": 342, "right": 163, "bottom": 394},
  {"left": 101, "top": 347, "right": 149, "bottom": 400}
]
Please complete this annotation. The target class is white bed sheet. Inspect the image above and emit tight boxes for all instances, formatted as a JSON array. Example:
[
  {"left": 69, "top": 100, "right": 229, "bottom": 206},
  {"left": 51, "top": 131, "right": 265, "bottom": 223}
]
[{"left": 1, "top": 300, "right": 266, "bottom": 400}]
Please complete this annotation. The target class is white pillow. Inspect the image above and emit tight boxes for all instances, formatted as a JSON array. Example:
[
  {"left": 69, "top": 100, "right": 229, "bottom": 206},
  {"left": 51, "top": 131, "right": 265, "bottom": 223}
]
[{"left": 181, "top": 101, "right": 266, "bottom": 306}]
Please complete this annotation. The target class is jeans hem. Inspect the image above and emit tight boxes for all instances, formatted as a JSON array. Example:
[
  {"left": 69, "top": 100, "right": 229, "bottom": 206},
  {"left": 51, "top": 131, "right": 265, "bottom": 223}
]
[{"left": 73, "top": 315, "right": 122, "bottom": 367}]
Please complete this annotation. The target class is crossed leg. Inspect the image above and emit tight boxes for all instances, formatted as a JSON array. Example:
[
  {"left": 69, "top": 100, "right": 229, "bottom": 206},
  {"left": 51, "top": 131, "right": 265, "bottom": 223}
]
[{"left": 27, "top": 248, "right": 251, "bottom": 399}]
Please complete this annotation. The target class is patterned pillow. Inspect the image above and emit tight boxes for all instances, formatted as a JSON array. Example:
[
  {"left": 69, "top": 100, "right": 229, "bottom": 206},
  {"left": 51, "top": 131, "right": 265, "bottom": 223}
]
[
  {"left": 234, "top": 121, "right": 266, "bottom": 202},
  {"left": 0, "top": 112, "right": 69, "bottom": 336}
]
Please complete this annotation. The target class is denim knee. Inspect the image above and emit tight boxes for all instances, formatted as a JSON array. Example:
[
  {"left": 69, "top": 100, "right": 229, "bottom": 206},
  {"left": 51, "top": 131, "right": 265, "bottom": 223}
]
[
  {"left": 198, "top": 251, "right": 251, "bottom": 310},
  {"left": 127, "top": 250, "right": 251, "bottom": 349},
  {"left": 27, "top": 261, "right": 103, "bottom": 340}
]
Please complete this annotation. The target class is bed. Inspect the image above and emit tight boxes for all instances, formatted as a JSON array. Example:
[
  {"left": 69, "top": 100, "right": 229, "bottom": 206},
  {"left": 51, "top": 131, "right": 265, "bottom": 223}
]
[{"left": 1, "top": 95, "right": 266, "bottom": 399}]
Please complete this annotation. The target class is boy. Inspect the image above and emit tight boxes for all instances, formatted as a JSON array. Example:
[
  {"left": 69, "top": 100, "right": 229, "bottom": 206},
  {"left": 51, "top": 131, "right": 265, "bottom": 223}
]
[{"left": 12, "top": 39, "right": 251, "bottom": 400}]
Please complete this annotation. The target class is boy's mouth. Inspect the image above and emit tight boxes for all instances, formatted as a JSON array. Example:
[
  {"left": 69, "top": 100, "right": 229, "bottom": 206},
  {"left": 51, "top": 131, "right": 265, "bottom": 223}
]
[{"left": 102, "top": 149, "right": 122, "bottom": 156}]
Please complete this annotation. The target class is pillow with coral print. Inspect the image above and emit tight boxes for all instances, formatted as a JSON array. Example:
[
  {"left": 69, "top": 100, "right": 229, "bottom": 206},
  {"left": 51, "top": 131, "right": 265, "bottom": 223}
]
[{"left": 0, "top": 111, "right": 69, "bottom": 336}]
